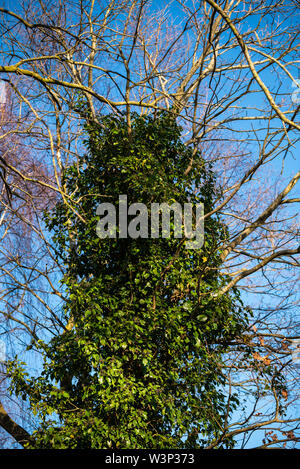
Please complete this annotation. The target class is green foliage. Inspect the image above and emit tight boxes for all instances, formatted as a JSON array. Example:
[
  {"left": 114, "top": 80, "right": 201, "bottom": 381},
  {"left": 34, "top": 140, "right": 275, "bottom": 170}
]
[{"left": 8, "top": 112, "right": 249, "bottom": 448}]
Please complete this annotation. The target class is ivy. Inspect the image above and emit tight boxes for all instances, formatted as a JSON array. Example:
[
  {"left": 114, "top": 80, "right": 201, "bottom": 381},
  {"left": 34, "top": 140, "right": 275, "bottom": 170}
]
[{"left": 8, "top": 112, "right": 249, "bottom": 449}]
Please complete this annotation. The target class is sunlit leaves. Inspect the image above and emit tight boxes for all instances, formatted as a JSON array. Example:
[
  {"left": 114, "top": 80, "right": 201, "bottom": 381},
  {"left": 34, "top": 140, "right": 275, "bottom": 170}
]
[{"left": 8, "top": 113, "right": 248, "bottom": 449}]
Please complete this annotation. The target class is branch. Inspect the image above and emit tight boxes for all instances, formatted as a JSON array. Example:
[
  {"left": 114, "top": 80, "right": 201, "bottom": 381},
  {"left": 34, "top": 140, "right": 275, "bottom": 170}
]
[
  {"left": 0, "top": 401, "right": 32, "bottom": 447},
  {"left": 215, "top": 246, "right": 300, "bottom": 296},
  {"left": 204, "top": 0, "right": 300, "bottom": 131},
  {"left": 221, "top": 171, "right": 300, "bottom": 260}
]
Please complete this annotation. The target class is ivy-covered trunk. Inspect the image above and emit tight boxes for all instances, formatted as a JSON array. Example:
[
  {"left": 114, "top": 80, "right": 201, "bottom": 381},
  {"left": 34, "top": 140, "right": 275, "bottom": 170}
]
[{"left": 8, "top": 113, "right": 248, "bottom": 449}]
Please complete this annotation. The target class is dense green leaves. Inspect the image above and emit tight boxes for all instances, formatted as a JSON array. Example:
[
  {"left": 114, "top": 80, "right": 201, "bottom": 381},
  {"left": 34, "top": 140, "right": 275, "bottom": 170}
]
[{"left": 8, "top": 112, "right": 249, "bottom": 448}]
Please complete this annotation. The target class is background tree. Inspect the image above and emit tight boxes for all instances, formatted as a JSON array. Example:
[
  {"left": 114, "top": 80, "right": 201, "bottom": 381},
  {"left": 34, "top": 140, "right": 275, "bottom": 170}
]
[{"left": 0, "top": 0, "right": 299, "bottom": 448}]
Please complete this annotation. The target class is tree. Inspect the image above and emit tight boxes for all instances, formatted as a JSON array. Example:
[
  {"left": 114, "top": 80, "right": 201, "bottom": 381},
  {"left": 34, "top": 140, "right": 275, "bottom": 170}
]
[
  {"left": 7, "top": 112, "right": 249, "bottom": 448},
  {"left": 0, "top": 0, "right": 299, "bottom": 448}
]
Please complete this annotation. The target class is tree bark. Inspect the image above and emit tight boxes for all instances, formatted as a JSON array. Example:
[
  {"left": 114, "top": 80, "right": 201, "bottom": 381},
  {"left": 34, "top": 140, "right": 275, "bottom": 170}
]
[{"left": 0, "top": 401, "right": 32, "bottom": 447}]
